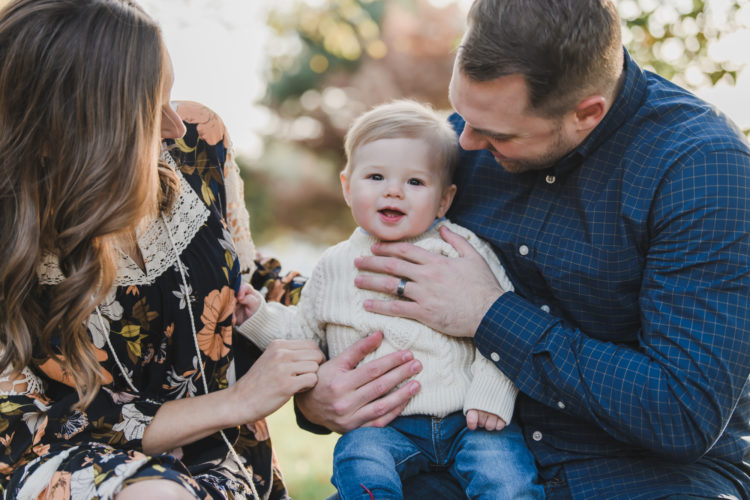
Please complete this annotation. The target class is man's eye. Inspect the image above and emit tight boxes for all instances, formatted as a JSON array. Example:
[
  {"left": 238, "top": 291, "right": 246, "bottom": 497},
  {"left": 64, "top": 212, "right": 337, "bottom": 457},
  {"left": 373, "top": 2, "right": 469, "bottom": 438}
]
[{"left": 408, "top": 178, "right": 423, "bottom": 186}]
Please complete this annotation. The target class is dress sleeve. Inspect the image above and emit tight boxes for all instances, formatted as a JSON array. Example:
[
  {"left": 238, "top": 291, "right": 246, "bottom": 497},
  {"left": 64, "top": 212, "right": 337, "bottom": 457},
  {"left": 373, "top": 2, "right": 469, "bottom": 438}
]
[
  {"left": 169, "top": 100, "right": 256, "bottom": 280},
  {"left": 1, "top": 362, "right": 162, "bottom": 476},
  {"left": 251, "top": 256, "right": 307, "bottom": 307},
  {"left": 223, "top": 137, "right": 256, "bottom": 280}
]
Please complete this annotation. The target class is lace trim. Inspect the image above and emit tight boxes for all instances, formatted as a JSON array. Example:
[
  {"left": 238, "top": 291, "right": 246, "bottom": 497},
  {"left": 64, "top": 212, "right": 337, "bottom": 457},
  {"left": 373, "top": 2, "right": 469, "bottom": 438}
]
[
  {"left": 37, "top": 151, "right": 210, "bottom": 286},
  {"left": 223, "top": 138, "right": 256, "bottom": 279},
  {"left": 0, "top": 363, "right": 45, "bottom": 396}
]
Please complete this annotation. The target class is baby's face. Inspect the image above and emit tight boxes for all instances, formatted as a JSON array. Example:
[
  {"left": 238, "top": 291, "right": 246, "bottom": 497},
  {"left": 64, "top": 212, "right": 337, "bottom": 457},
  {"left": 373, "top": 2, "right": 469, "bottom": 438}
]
[{"left": 341, "top": 137, "right": 456, "bottom": 242}]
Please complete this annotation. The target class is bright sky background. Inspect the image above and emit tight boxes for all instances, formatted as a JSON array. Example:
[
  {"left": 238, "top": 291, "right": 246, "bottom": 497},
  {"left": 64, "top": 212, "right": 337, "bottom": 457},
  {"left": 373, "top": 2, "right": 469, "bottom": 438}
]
[
  {"left": 138, "top": 0, "right": 274, "bottom": 158},
  {"left": 140, "top": 0, "right": 749, "bottom": 160}
]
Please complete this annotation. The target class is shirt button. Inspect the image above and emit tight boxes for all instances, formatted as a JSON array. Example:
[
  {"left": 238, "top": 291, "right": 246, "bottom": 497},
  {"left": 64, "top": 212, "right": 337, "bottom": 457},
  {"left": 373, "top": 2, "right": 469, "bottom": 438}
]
[
  {"left": 545, "top": 175, "right": 556, "bottom": 184},
  {"left": 532, "top": 431, "right": 543, "bottom": 441},
  {"left": 540, "top": 304, "right": 551, "bottom": 313},
  {"left": 557, "top": 401, "right": 566, "bottom": 410},
  {"left": 519, "top": 245, "right": 529, "bottom": 256},
  {"left": 490, "top": 352, "right": 500, "bottom": 362}
]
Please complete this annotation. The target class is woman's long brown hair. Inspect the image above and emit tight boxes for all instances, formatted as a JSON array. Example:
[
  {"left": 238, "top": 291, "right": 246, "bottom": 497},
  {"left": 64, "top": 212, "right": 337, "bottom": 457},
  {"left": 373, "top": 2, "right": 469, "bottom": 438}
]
[{"left": 0, "top": 0, "right": 166, "bottom": 408}]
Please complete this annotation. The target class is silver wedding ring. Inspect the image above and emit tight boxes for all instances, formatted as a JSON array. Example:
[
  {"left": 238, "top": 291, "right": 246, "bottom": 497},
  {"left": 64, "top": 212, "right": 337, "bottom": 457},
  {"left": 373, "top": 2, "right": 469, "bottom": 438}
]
[{"left": 396, "top": 277, "right": 407, "bottom": 298}]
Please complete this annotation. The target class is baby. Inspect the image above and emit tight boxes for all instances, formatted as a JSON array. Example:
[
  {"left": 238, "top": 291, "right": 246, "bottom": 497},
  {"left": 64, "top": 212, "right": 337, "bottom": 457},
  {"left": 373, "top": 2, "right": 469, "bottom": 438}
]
[{"left": 236, "top": 100, "right": 543, "bottom": 499}]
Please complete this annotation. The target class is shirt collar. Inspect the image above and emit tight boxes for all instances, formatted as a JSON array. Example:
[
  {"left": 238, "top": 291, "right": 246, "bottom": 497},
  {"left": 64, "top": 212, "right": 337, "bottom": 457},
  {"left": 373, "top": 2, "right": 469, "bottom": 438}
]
[{"left": 551, "top": 48, "right": 648, "bottom": 177}]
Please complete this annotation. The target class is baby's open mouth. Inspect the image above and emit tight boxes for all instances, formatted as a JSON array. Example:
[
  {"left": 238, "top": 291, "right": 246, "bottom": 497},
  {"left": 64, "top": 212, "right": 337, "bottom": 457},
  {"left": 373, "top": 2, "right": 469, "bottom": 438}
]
[{"left": 379, "top": 208, "right": 405, "bottom": 217}]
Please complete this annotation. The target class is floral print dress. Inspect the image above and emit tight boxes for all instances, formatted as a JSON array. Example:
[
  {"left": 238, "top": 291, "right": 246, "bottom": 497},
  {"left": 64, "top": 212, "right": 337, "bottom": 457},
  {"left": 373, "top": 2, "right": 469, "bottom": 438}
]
[{"left": 0, "top": 102, "right": 288, "bottom": 500}]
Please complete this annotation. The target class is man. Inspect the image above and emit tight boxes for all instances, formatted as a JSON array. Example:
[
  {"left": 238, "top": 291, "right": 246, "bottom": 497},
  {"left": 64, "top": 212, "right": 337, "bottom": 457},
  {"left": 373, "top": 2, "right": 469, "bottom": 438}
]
[{"left": 297, "top": 0, "right": 750, "bottom": 498}]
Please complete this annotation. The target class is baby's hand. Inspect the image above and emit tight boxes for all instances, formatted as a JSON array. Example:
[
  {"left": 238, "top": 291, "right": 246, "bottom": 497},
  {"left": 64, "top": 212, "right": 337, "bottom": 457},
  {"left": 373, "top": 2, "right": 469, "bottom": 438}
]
[
  {"left": 466, "top": 409, "right": 506, "bottom": 432},
  {"left": 234, "top": 283, "right": 263, "bottom": 325}
]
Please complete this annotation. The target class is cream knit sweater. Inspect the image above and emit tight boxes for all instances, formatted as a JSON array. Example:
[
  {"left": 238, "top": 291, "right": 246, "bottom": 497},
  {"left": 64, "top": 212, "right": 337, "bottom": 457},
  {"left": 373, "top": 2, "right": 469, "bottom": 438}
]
[{"left": 238, "top": 219, "right": 518, "bottom": 422}]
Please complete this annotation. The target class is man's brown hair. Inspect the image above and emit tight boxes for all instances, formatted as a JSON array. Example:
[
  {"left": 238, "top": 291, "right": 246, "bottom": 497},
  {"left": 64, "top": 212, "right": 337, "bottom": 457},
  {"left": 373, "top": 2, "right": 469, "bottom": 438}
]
[{"left": 459, "top": 0, "right": 623, "bottom": 117}]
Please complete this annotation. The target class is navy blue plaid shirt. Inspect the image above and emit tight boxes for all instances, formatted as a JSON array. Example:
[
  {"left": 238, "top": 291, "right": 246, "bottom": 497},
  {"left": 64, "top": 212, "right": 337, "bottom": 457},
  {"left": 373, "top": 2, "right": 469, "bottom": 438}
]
[{"left": 448, "top": 50, "right": 750, "bottom": 499}]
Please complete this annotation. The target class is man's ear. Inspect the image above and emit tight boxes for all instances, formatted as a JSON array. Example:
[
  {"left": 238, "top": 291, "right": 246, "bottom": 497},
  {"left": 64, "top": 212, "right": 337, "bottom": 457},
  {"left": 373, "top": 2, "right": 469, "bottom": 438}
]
[
  {"left": 437, "top": 184, "right": 457, "bottom": 218},
  {"left": 340, "top": 171, "right": 352, "bottom": 207},
  {"left": 573, "top": 96, "right": 607, "bottom": 133}
]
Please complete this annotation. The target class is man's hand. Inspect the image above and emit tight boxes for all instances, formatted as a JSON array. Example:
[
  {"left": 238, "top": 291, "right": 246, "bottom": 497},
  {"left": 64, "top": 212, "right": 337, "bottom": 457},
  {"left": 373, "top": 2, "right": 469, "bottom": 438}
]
[
  {"left": 294, "top": 331, "right": 422, "bottom": 434},
  {"left": 354, "top": 225, "right": 506, "bottom": 337}
]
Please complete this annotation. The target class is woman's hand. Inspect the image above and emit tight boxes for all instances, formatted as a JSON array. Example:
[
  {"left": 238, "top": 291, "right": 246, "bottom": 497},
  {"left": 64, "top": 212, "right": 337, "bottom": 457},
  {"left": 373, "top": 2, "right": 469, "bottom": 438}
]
[
  {"left": 143, "top": 339, "right": 324, "bottom": 454},
  {"left": 229, "top": 339, "right": 325, "bottom": 424}
]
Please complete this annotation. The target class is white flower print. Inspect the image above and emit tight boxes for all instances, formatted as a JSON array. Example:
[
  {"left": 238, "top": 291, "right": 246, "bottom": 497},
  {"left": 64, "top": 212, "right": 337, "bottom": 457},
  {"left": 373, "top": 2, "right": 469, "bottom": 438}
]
[
  {"left": 165, "top": 355, "right": 200, "bottom": 399},
  {"left": 55, "top": 410, "right": 88, "bottom": 440},
  {"left": 172, "top": 260, "right": 190, "bottom": 278},
  {"left": 21, "top": 397, "right": 51, "bottom": 436},
  {"left": 97, "top": 458, "right": 149, "bottom": 499},
  {"left": 70, "top": 465, "right": 97, "bottom": 499},
  {"left": 111, "top": 404, "right": 152, "bottom": 441},
  {"left": 87, "top": 290, "right": 124, "bottom": 349},
  {"left": 103, "top": 387, "right": 138, "bottom": 405},
  {"left": 219, "top": 227, "right": 237, "bottom": 257},
  {"left": 172, "top": 282, "right": 194, "bottom": 310}
]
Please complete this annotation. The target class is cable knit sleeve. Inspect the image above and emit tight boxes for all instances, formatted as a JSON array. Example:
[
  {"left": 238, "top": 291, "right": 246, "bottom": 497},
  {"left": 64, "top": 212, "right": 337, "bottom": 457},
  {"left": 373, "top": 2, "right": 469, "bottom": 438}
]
[
  {"left": 441, "top": 221, "right": 519, "bottom": 423},
  {"left": 236, "top": 249, "right": 328, "bottom": 352}
]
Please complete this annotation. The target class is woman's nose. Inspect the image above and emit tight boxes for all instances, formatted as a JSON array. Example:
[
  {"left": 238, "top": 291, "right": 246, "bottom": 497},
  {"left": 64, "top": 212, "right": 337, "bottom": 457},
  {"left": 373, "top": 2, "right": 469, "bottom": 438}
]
[{"left": 161, "top": 103, "right": 187, "bottom": 140}]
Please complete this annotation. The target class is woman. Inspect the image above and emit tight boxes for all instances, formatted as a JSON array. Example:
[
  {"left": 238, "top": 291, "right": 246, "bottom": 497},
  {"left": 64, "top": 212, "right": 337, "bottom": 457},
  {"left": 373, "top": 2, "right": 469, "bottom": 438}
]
[{"left": 0, "top": 0, "right": 324, "bottom": 498}]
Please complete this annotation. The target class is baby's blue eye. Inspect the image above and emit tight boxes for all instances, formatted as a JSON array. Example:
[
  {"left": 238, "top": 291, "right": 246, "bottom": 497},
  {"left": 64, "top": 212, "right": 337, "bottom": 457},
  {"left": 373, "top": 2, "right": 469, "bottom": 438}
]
[
  {"left": 368, "top": 174, "right": 383, "bottom": 181},
  {"left": 408, "top": 178, "right": 423, "bottom": 186}
]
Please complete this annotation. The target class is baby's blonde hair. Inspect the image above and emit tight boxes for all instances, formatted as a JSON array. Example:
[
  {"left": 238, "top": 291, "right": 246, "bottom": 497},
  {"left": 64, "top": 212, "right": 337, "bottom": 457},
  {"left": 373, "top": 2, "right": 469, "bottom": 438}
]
[{"left": 343, "top": 99, "right": 458, "bottom": 185}]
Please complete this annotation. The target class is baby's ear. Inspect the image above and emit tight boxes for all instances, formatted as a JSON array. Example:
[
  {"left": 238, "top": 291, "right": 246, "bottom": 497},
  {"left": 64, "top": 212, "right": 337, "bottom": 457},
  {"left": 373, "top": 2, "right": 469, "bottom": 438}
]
[
  {"left": 437, "top": 183, "right": 457, "bottom": 217},
  {"left": 339, "top": 171, "right": 352, "bottom": 207}
]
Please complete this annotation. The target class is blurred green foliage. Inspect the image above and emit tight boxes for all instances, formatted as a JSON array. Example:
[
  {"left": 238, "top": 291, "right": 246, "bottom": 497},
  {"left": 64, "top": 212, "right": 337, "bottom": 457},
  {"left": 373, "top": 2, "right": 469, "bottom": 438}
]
[
  {"left": 622, "top": 0, "right": 745, "bottom": 87},
  {"left": 267, "top": 0, "right": 387, "bottom": 104}
]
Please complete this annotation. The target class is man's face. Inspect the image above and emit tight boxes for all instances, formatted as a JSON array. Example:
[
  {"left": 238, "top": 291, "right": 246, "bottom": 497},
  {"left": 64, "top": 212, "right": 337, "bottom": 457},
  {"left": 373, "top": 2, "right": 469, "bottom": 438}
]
[{"left": 448, "top": 63, "right": 579, "bottom": 174}]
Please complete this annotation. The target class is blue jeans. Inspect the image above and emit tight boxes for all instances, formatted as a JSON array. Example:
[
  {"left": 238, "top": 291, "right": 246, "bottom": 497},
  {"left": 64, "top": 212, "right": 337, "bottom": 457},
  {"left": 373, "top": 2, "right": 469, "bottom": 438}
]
[{"left": 331, "top": 412, "right": 544, "bottom": 500}]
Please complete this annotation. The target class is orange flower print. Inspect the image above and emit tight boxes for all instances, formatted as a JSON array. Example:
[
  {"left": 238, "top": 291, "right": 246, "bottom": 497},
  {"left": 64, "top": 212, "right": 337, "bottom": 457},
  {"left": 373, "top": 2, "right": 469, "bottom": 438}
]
[
  {"left": 174, "top": 101, "right": 227, "bottom": 147},
  {"left": 164, "top": 322, "right": 175, "bottom": 339},
  {"left": 40, "top": 470, "right": 72, "bottom": 500},
  {"left": 0, "top": 432, "right": 14, "bottom": 449},
  {"left": 38, "top": 348, "right": 113, "bottom": 388},
  {"left": 197, "top": 287, "right": 235, "bottom": 361},
  {"left": 32, "top": 442, "right": 50, "bottom": 457}
]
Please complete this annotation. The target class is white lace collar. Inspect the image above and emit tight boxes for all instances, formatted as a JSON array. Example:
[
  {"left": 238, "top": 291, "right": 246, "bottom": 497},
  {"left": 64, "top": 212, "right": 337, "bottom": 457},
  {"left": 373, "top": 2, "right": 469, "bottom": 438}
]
[{"left": 37, "top": 152, "right": 210, "bottom": 286}]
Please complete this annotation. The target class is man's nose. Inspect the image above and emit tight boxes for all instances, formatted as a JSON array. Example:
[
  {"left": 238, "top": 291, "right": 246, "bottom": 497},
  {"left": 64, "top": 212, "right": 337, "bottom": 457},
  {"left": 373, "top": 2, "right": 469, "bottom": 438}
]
[{"left": 459, "top": 125, "right": 487, "bottom": 151}]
